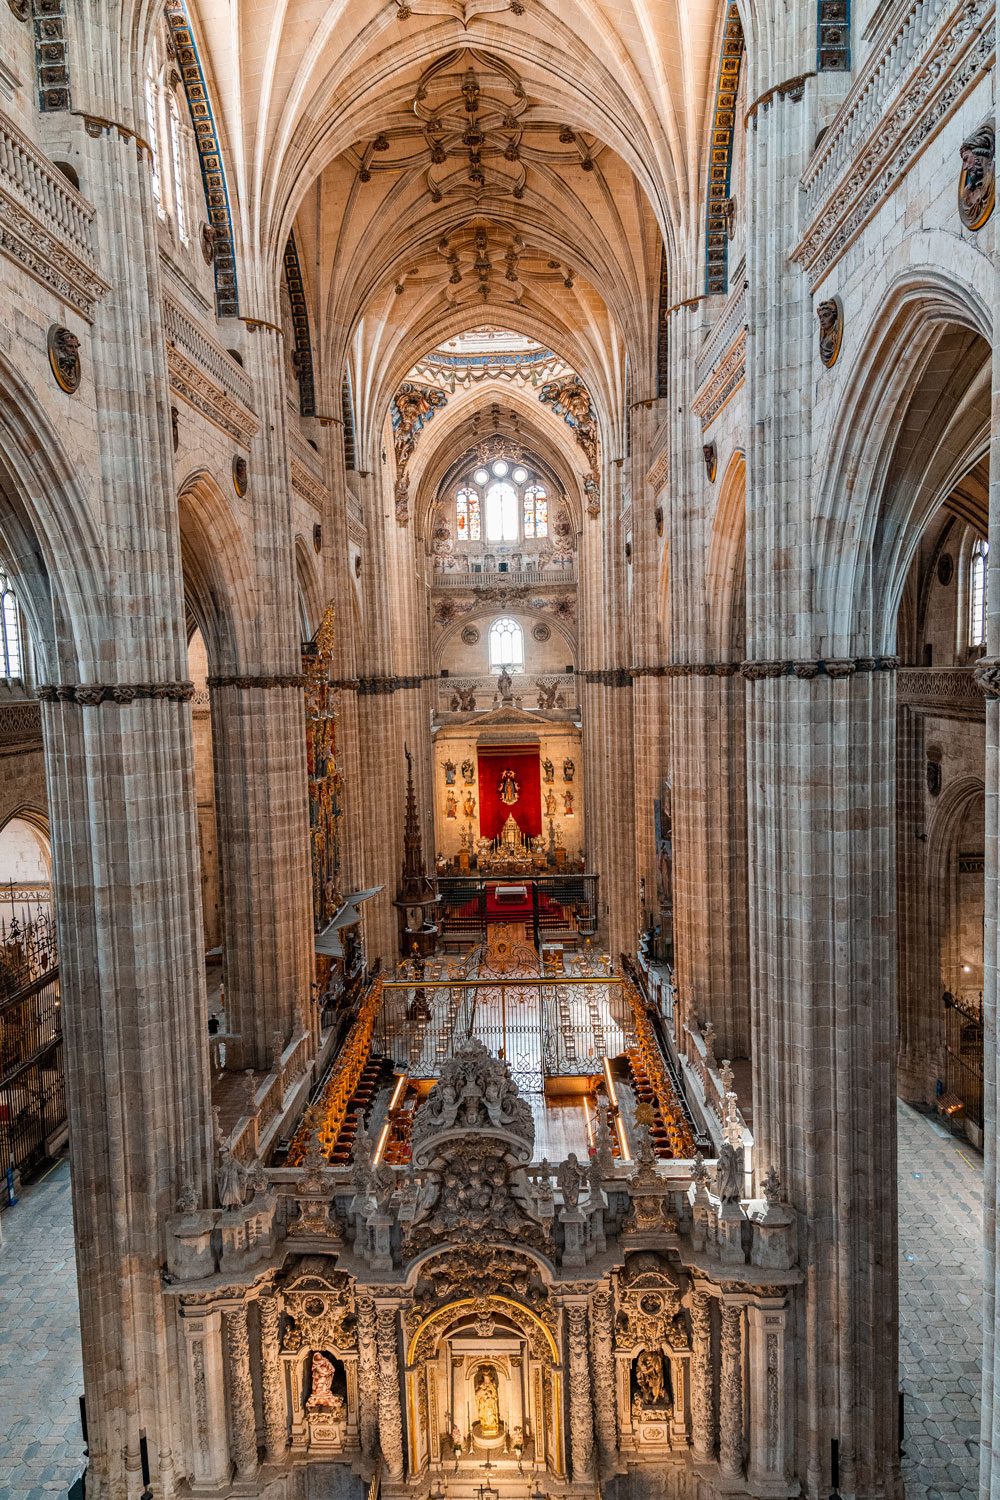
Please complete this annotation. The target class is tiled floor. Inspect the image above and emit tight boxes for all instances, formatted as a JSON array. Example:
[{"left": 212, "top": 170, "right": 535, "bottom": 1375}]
[
  {"left": 0, "top": 1106, "right": 984, "bottom": 1499},
  {"left": 897, "top": 1100, "right": 983, "bottom": 1500},
  {"left": 0, "top": 1158, "right": 85, "bottom": 1498}
]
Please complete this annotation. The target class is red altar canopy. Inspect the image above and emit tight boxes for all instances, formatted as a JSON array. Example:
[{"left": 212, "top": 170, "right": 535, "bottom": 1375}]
[{"left": 477, "top": 745, "right": 542, "bottom": 840}]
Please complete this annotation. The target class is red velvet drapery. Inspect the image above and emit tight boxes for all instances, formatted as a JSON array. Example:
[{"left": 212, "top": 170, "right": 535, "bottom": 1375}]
[{"left": 477, "top": 747, "right": 542, "bottom": 839}]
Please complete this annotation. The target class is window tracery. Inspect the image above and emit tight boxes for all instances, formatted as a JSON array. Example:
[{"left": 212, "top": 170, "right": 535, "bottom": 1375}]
[
  {"left": 451, "top": 460, "right": 549, "bottom": 548},
  {"left": 0, "top": 566, "right": 22, "bottom": 680},
  {"left": 488, "top": 617, "right": 523, "bottom": 673},
  {"left": 970, "top": 537, "right": 988, "bottom": 647}
]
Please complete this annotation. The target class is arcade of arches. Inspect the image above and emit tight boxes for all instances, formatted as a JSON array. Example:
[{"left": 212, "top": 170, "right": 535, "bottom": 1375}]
[{"left": 0, "top": 1, "right": 997, "bottom": 1498}]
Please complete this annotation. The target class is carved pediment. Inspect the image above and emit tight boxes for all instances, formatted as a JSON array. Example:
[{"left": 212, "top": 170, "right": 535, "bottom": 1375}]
[{"left": 279, "top": 1268, "right": 357, "bottom": 1353}]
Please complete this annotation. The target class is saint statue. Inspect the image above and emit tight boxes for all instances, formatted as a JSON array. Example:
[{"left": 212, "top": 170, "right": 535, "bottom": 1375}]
[
  {"left": 542, "top": 756, "right": 554, "bottom": 783},
  {"left": 306, "top": 1351, "right": 340, "bottom": 1410},
  {"left": 443, "top": 760, "right": 457, "bottom": 785},
  {"left": 463, "top": 791, "right": 477, "bottom": 818},
  {"left": 475, "top": 1364, "right": 502, "bottom": 1437},
  {"left": 544, "top": 789, "right": 557, "bottom": 818},
  {"left": 499, "top": 767, "right": 520, "bottom": 806},
  {"left": 563, "top": 757, "right": 575, "bottom": 782},
  {"left": 445, "top": 791, "right": 458, "bottom": 818},
  {"left": 563, "top": 790, "right": 574, "bottom": 816},
  {"left": 635, "top": 1350, "right": 668, "bottom": 1408}
]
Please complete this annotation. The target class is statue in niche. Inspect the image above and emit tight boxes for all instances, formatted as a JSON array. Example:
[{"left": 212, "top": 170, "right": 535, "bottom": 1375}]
[
  {"left": 306, "top": 1351, "right": 344, "bottom": 1412},
  {"left": 563, "top": 790, "right": 574, "bottom": 816},
  {"left": 463, "top": 790, "right": 477, "bottom": 818},
  {"left": 634, "top": 1350, "right": 670, "bottom": 1408},
  {"left": 445, "top": 791, "right": 458, "bottom": 819},
  {"left": 542, "top": 757, "right": 554, "bottom": 783},
  {"left": 475, "top": 1364, "right": 502, "bottom": 1437},
  {"left": 500, "top": 768, "right": 520, "bottom": 806},
  {"left": 497, "top": 666, "right": 514, "bottom": 702},
  {"left": 462, "top": 759, "right": 476, "bottom": 784},
  {"left": 958, "top": 125, "right": 995, "bottom": 231},
  {"left": 544, "top": 789, "right": 557, "bottom": 818},
  {"left": 444, "top": 760, "right": 457, "bottom": 785},
  {"left": 563, "top": 758, "right": 575, "bottom": 782},
  {"left": 216, "top": 1145, "right": 245, "bottom": 1209}
]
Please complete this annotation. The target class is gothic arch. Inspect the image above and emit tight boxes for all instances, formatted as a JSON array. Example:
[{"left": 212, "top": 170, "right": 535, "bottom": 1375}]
[
  {"left": 811, "top": 272, "right": 992, "bottom": 654},
  {"left": 706, "top": 449, "right": 746, "bottom": 659},
  {"left": 295, "top": 535, "right": 325, "bottom": 642},
  {"left": 177, "top": 471, "right": 256, "bottom": 673}
]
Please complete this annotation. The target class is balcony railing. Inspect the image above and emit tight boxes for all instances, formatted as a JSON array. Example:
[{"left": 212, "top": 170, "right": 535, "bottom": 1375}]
[
  {"left": 438, "top": 671, "right": 577, "bottom": 713},
  {"left": 433, "top": 565, "right": 576, "bottom": 588}
]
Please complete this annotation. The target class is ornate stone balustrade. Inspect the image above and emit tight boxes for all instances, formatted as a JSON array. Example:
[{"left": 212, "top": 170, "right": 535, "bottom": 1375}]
[
  {"left": 437, "top": 671, "right": 578, "bottom": 713},
  {"left": 0, "top": 109, "right": 109, "bottom": 319},
  {"left": 163, "top": 294, "right": 259, "bottom": 444},
  {"left": 792, "top": 0, "right": 995, "bottom": 287},
  {"left": 897, "top": 665, "right": 985, "bottom": 716},
  {"left": 433, "top": 565, "right": 577, "bottom": 588},
  {"left": 0, "top": 698, "right": 42, "bottom": 745}
]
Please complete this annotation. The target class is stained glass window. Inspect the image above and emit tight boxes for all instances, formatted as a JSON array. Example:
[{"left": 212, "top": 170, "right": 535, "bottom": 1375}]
[
  {"left": 0, "top": 566, "right": 22, "bottom": 679},
  {"left": 456, "top": 486, "right": 481, "bottom": 541},
  {"left": 523, "top": 483, "right": 548, "bottom": 538},
  {"left": 970, "top": 538, "right": 989, "bottom": 646},
  {"left": 485, "top": 482, "right": 518, "bottom": 541},
  {"left": 489, "top": 617, "right": 523, "bottom": 672}
]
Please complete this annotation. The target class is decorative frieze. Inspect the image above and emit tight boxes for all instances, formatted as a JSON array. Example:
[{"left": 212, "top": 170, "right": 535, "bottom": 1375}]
[
  {"left": 691, "top": 329, "right": 747, "bottom": 429},
  {"left": 356, "top": 1295, "right": 380, "bottom": 1459},
  {"left": 740, "top": 655, "right": 899, "bottom": 679},
  {"left": 0, "top": 699, "right": 41, "bottom": 743},
  {"left": 206, "top": 674, "right": 306, "bottom": 690},
  {"left": 36, "top": 680, "right": 195, "bottom": 703}
]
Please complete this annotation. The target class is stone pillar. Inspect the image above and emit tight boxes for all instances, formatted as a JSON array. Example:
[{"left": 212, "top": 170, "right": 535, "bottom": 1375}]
[
  {"left": 565, "top": 1300, "right": 595, "bottom": 1481},
  {"left": 690, "top": 1289, "right": 715, "bottom": 1461},
  {"left": 376, "top": 1303, "right": 405, "bottom": 1478},
  {"left": 746, "top": 1301, "right": 790, "bottom": 1491},
  {"left": 719, "top": 1300, "right": 744, "bottom": 1479},
  {"left": 357, "top": 1294, "right": 380, "bottom": 1459},
  {"left": 589, "top": 1285, "right": 618, "bottom": 1471},
  {"left": 209, "top": 678, "right": 313, "bottom": 1069},
  {"left": 978, "top": 112, "right": 1000, "bottom": 1500},
  {"left": 258, "top": 1293, "right": 287, "bottom": 1463},
  {"left": 180, "top": 1305, "right": 230, "bottom": 1490},
  {"left": 225, "top": 1301, "right": 258, "bottom": 1481},
  {"left": 35, "top": 109, "right": 213, "bottom": 1499},
  {"left": 743, "top": 46, "right": 899, "bottom": 1498}
]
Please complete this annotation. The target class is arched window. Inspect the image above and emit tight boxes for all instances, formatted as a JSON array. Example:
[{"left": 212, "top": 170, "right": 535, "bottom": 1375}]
[
  {"left": 144, "top": 61, "right": 163, "bottom": 210},
  {"left": 489, "top": 617, "right": 523, "bottom": 673},
  {"left": 0, "top": 565, "right": 22, "bottom": 679},
  {"left": 523, "top": 483, "right": 547, "bottom": 538},
  {"left": 485, "top": 482, "right": 518, "bottom": 541},
  {"left": 168, "top": 92, "right": 188, "bottom": 242},
  {"left": 970, "top": 538, "right": 989, "bottom": 647},
  {"left": 457, "top": 486, "right": 481, "bottom": 541}
]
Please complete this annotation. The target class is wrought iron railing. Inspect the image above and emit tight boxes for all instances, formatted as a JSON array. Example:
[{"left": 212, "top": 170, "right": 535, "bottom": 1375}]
[
  {"left": 942, "top": 990, "right": 983, "bottom": 1128},
  {"left": 437, "top": 874, "right": 598, "bottom": 948},
  {"left": 0, "top": 907, "right": 56, "bottom": 1003},
  {"left": 0, "top": 966, "right": 64, "bottom": 1191}
]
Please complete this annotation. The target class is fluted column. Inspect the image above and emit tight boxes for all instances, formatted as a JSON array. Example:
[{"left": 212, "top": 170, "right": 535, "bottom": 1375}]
[
  {"left": 376, "top": 1303, "right": 405, "bottom": 1478},
  {"left": 589, "top": 1285, "right": 618, "bottom": 1470},
  {"left": 258, "top": 1293, "right": 287, "bottom": 1463},
  {"left": 979, "top": 102, "right": 1000, "bottom": 1500},
  {"left": 357, "top": 1294, "right": 380, "bottom": 1459},
  {"left": 209, "top": 678, "right": 312, "bottom": 1069},
  {"left": 690, "top": 1289, "right": 715, "bottom": 1461},
  {"left": 225, "top": 1301, "right": 258, "bottom": 1481},
  {"left": 565, "top": 1300, "right": 595, "bottom": 1481},
  {"left": 719, "top": 1300, "right": 744, "bottom": 1478}
]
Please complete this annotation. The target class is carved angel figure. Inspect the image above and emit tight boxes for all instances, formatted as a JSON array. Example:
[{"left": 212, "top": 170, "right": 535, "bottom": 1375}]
[
  {"left": 713, "top": 1138, "right": 744, "bottom": 1203},
  {"left": 556, "top": 1152, "right": 584, "bottom": 1209}
]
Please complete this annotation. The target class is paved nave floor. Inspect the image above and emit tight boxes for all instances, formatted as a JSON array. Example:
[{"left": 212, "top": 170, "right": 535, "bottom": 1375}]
[{"left": 0, "top": 1105, "right": 984, "bottom": 1498}]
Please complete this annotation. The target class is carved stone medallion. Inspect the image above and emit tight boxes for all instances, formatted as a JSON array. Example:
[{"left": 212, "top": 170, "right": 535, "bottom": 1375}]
[
  {"left": 233, "top": 454, "right": 249, "bottom": 497},
  {"left": 702, "top": 442, "right": 717, "bottom": 483},
  {"left": 958, "top": 125, "right": 995, "bottom": 231},
  {"left": 201, "top": 223, "right": 216, "bottom": 264},
  {"left": 47, "top": 325, "right": 81, "bottom": 393}
]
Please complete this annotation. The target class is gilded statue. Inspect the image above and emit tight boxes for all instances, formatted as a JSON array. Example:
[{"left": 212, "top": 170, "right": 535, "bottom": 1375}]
[
  {"left": 499, "top": 768, "right": 520, "bottom": 806},
  {"left": 635, "top": 1350, "right": 669, "bottom": 1408},
  {"left": 475, "top": 1364, "right": 502, "bottom": 1436}
]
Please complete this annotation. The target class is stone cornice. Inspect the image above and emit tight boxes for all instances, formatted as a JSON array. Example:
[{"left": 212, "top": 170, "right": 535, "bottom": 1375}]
[
  {"left": 691, "top": 329, "right": 747, "bottom": 431},
  {"left": 167, "top": 342, "right": 260, "bottom": 447},
  {"left": 791, "top": 0, "right": 995, "bottom": 289},
  {"left": 37, "top": 681, "right": 196, "bottom": 703},
  {"left": 290, "top": 457, "right": 328, "bottom": 511}
]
